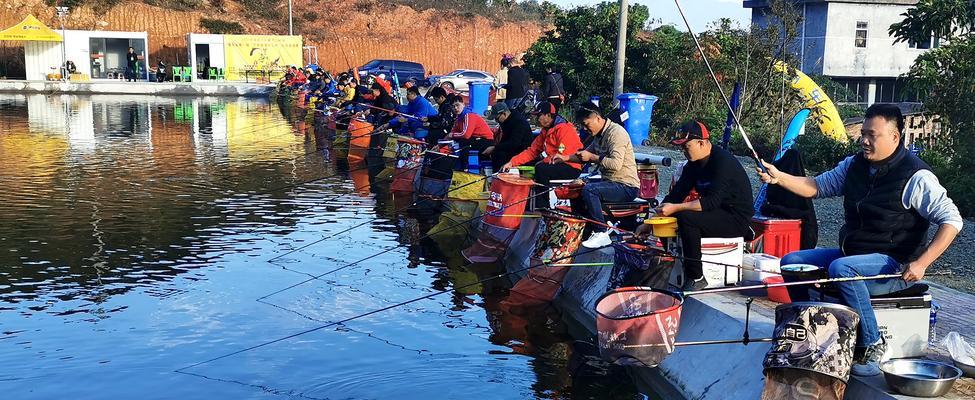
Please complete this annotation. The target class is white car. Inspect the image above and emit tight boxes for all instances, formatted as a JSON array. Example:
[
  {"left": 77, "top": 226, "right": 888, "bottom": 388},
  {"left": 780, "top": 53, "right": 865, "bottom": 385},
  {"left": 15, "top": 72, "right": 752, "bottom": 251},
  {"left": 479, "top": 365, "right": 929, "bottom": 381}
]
[{"left": 433, "top": 69, "right": 495, "bottom": 91}]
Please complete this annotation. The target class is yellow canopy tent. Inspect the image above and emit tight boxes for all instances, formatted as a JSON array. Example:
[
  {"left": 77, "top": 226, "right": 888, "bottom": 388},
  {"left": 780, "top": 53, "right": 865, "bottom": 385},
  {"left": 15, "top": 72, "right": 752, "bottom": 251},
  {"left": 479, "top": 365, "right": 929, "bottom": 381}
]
[{"left": 0, "top": 15, "right": 62, "bottom": 42}]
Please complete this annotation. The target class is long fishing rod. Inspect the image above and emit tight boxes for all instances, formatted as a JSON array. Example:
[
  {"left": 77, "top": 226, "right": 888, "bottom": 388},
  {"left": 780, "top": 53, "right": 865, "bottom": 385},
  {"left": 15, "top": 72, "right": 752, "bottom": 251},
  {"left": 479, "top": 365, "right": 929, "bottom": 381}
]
[
  {"left": 176, "top": 243, "right": 612, "bottom": 372},
  {"left": 673, "top": 0, "right": 768, "bottom": 174},
  {"left": 258, "top": 180, "right": 567, "bottom": 301},
  {"left": 266, "top": 165, "right": 490, "bottom": 263}
]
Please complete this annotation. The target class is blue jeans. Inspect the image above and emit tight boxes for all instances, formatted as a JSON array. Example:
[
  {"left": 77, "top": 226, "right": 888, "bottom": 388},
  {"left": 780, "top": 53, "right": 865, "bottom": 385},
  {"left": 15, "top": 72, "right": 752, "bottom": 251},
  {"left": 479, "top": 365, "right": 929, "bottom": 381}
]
[
  {"left": 576, "top": 181, "right": 639, "bottom": 231},
  {"left": 781, "top": 249, "right": 911, "bottom": 346}
]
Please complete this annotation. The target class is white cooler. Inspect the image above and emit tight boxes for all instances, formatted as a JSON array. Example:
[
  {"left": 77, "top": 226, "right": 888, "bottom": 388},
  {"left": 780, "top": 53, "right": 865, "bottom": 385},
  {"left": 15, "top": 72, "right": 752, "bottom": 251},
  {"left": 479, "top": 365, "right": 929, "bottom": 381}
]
[
  {"left": 813, "top": 289, "right": 932, "bottom": 359},
  {"left": 701, "top": 237, "right": 743, "bottom": 288}
]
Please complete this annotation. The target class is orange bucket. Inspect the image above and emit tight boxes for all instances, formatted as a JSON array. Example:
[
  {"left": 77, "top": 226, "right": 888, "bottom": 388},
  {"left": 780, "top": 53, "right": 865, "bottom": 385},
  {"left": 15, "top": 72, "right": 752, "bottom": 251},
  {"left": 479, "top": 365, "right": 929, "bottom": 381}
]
[{"left": 349, "top": 118, "right": 373, "bottom": 149}]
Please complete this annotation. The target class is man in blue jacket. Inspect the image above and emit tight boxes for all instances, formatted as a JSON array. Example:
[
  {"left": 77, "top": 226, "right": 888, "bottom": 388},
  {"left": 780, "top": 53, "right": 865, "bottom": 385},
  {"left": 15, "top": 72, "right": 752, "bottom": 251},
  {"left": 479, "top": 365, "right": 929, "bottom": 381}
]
[{"left": 382, "top": 85, "right": 438, "bottom": 138}]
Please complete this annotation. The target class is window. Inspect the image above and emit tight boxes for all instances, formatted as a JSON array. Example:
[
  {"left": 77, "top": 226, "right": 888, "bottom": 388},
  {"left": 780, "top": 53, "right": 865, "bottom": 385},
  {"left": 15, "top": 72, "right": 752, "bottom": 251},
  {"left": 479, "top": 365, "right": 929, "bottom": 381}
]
[
  {"left": 909, "top": 35, "right": 940, "bottom": 49},
  {"left": 855, "top": 21, "right": 868, "bottom": 48}
]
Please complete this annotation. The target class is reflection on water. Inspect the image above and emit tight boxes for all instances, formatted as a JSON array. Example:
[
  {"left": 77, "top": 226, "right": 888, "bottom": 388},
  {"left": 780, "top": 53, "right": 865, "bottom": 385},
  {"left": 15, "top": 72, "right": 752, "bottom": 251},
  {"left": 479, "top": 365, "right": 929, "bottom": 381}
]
[{"left": 0, "top": 94, "right": 649, "bottom": 399}]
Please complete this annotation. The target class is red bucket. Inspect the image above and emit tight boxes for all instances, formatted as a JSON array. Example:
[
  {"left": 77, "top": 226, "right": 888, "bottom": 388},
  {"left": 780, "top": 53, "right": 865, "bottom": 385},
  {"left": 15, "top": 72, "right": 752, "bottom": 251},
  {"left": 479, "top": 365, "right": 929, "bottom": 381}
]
[
  {"left": 596, "top": 287, "right": 683, "bottom": 367},
  {"left": 638, "top": 167, "right": 659, "bottom": 200},
  {"left": 483, "top": 175, "right": 535, "bottom": 230},
  {"left": 349, "top": 118, "right": 373, "bottom": 149},
  {"left": 552, "top": 180, "right": 583, "bottom": 200}
]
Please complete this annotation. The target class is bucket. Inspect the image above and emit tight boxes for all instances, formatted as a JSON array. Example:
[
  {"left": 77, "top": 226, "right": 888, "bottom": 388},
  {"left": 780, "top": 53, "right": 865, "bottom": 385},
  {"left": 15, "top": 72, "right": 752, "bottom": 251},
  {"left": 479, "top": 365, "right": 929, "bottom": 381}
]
[
  {"left": 483, "top": 174, "right": 535, "bottom": 230},
  {"left": 763, "top": 302, "right": 861, "bottom": 384},
  {"left": 646, "top": 216, "right": 678, "bottom": 238},
  {"left": 637, "top": 165, "right": 659, "bottom": 200},
  {"left": 506, "top": 210, "right": 587, "bottom": 306},
  {"left": 766, "top": 276, "right": 792, "bottom": 303},
  {"left": 595, "top": 287, "right": 683, "bottom": 367},
  {"left": 468, "top": 80, "right": 492, "bottom": 117},
  {"left": 552, "top": 179, "right": 583, "bottom": 199},
  {"left": 395, "top": 136, "right": 426, "bottom": 170},
  {"left": 616, "top": 93, "right": 659, "bottom": 146},
  {"left": 391, "top": 168, "right": 418, "bottom": 192},
  {"left": 516, "top": 166, "right": 535, "bottom": 179},
  {"left": 780, "top": 264, "right": 826, "bottom": 303},
  {"left": 349, "top": 118, "right": 373, "bottom": 149}
]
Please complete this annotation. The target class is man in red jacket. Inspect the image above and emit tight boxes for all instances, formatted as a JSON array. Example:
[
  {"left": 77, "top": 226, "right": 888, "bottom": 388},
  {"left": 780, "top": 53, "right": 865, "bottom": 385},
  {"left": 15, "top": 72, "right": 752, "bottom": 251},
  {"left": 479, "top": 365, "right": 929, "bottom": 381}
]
[
  {"left": 501, "top": 101, "right": 583, "bottom": 207},
  {"left": 448, "top": 96, "right": 494, "bottom": 164}
]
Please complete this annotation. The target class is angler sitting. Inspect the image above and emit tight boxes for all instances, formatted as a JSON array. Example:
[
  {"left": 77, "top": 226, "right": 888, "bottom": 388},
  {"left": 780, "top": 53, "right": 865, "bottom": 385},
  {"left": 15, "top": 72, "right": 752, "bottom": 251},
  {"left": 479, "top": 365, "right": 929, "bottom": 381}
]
[
  {"left": 643, "top": 120, "right": 754, "bottom": 291},
  {"left": 423, "top": 88, "right": 458, "bottom": 145},
  {"left": 552, "top": 105, "right": 640, "bottom": 248},
  {"left": 381, "top": 86, "right": 438, "bottom": 138},
  {"left": 447, "top": 96, "right": 494, "bottom": 165},
  {"left": 365, "top": 82, "right": 398, "bottom": 127},
  {"left": 483, "top": 102, "right": 533, "bottom": 171},
  {"left": 501, "top": 101, "right": 584, "bottom": 208},
  {"left": 757, "top": 104, "right": 962, "bottom": 376}
]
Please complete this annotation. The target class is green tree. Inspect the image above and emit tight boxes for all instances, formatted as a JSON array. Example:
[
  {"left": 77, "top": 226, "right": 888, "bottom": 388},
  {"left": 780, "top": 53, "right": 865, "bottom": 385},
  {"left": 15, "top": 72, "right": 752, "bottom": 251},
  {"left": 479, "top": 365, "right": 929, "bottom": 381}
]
[{"left": 890, "top": 0, "right": 975, "bottom": 215}]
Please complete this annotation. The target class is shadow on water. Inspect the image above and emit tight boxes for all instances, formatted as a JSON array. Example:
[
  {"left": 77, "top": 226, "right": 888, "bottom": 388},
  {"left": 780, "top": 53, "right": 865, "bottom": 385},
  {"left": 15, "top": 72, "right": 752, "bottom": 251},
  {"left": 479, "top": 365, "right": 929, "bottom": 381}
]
[{"left": 0, "top": 94, "right": 653, "bottom": 399}]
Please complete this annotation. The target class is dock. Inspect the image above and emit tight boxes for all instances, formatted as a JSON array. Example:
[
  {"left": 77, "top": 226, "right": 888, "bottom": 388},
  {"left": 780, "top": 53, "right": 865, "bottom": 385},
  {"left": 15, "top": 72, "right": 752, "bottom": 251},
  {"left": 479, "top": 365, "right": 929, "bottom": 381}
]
[{"left": 0, "top": 79, "right": 274, "bottom": 97}]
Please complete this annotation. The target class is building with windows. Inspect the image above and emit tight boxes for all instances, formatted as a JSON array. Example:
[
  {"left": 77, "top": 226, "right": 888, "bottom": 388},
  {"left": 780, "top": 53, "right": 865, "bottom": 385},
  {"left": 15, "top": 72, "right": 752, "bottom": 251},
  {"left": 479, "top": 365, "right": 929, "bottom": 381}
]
[{"left": 744, "top": 0, "right": 934, "bottom": 105}]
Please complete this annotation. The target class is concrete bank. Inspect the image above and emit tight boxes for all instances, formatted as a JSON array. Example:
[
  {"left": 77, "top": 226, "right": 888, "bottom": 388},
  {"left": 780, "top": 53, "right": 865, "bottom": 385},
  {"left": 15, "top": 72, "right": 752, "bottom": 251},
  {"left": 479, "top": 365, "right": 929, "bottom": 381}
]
[{"left": 0, "top": 80, "right": 273, "bottom": 97}]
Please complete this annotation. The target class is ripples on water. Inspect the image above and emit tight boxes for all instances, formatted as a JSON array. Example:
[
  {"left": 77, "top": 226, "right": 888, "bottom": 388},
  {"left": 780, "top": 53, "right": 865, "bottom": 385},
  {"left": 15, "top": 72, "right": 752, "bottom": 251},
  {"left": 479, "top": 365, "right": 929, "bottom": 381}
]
[{"left": 0, "top": 94, "right": 649, "bottom": 399}]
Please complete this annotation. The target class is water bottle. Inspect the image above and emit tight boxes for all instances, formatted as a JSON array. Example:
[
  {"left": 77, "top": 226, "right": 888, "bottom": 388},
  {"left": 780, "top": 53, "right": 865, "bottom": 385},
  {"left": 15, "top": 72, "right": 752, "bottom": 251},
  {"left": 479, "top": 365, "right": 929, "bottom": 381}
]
[
  {"left": 467, "top": 150, "right": 480, "bottom": 174},
  {"left": 929, "top": 300, "right": 940, "bottom": 346}
]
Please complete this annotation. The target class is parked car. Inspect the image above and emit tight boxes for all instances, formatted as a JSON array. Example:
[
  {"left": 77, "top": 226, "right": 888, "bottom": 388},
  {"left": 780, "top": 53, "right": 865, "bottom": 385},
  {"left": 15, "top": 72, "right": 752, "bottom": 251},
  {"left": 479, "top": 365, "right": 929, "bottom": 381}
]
[
  {"left": 430, "top": 69, "right": 495, "bottom": 91},
  {"left": 356, "top": 59, "right": 426, "bottom": 86}
]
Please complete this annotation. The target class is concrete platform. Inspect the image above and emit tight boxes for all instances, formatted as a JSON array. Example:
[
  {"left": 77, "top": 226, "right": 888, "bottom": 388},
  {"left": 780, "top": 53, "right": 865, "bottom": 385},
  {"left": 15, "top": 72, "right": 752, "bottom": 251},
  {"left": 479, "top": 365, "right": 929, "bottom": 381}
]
[
  {"left": 0, "top": 79, "right": 273, "bottom": 97},
  {"left": 499, "top": 231, "right": 975, "bottom": 399}
]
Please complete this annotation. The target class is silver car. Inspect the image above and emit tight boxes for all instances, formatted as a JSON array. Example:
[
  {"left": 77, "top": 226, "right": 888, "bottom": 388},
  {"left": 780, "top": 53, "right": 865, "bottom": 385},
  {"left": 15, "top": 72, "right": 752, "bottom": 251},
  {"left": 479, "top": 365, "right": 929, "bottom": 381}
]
[{"left": 433, "top": 69, "right": 495, "bottom": 91}]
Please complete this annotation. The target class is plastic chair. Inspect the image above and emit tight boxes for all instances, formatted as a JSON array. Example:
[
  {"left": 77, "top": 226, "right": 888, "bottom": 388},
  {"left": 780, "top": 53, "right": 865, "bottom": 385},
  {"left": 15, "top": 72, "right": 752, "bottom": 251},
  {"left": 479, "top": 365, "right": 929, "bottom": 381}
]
[
  {"left": 207, "top": 67, "right": 217, "bottom": 80},
  {"left": 181, "top": 67, "right": 192, "bottom": 82},
  {"left": 172, "top": 67, "right": 183, "bottom": 82},
  {"left": 216, "top": 68, "right": 225, "bottom": 80}
]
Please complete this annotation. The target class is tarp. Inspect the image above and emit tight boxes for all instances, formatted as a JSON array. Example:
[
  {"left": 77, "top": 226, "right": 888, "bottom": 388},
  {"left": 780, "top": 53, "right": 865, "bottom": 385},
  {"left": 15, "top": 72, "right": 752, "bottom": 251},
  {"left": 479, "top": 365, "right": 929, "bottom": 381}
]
[
  {"left": 222, "top": 35, "right": 301, "bottom": 81},
  {"left": 0, "top": 15, "right": 62, "bottom": 42}
]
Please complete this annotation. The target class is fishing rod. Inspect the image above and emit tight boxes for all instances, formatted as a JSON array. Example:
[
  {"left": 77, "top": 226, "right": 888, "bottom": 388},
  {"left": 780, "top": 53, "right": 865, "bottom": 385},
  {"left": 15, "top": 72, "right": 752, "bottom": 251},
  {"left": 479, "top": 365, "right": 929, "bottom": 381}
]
[
  {"left": 258, "top": 180, "right": 569, "bottom": 301},
  {"left": 673, "top": 0, "right": 769, "bottom": 174},
  {"left": 176, "top": 243, "right": 613, "bottom": 372}
]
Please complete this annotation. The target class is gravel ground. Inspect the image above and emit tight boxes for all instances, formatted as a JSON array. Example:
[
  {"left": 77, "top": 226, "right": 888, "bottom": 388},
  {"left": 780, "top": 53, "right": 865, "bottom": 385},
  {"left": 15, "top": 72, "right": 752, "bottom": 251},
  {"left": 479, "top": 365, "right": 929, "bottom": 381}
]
[{"left": 635, "top": 145, "right": 975, "bottom": 294}]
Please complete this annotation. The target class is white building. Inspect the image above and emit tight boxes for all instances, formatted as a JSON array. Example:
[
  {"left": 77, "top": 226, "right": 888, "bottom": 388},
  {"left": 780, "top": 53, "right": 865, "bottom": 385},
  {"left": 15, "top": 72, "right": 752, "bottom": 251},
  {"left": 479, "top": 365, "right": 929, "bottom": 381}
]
[
  {"left": 745, "top": 0, "right": 934, "bottom": 105},
  {"left": 26, "top": 29, "right": 149, "bottom": 80}
]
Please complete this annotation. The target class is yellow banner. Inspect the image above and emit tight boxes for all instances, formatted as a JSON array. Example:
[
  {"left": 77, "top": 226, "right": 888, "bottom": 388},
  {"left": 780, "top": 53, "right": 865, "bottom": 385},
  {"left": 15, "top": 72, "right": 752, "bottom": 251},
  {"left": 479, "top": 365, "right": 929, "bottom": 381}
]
[
  {"left": 0, "top": 15, "right": 62, "bottom": 42},
  {"left": 223, "top": 35, "right": 301, "bottom": 82}
]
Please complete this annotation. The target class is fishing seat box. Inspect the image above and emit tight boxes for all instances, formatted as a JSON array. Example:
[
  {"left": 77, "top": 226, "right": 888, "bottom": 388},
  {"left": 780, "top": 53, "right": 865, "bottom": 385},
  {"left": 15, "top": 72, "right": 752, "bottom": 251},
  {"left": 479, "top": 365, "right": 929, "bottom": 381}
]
[
  {"left": 811, "top": 289, "right": 932, "bottom": 359},
  {"left": 750, "top": 217, "right": 801, "bottom": 258},
  {"left": 670, "top": 237, "right": 744, "bottom": 289}
]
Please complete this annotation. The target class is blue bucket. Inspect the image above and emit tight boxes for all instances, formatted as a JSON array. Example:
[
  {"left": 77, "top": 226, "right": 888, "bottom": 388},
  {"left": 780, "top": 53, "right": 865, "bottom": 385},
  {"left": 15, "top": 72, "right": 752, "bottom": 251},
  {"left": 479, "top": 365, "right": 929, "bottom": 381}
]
[
  {"left": 617, "top": 93, "right": 659, "bottom": 146},
  {"left": 468, "top": 80, "right": 492, "bottom": 117}
]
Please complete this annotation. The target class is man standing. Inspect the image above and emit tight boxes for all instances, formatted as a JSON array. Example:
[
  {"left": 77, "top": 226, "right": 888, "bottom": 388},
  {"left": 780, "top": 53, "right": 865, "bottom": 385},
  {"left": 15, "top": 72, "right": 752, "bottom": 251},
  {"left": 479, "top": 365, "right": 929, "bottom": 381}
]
[
  {"left": 655, "top": 120, "right": 754, "bottom": 290},
  {"left": 554, "top": 106, "right": 640, "bottom": 248},
  {"left": 125, "top": 47, "right": 140, "bottom": 82},
  {"left": 504, "top": 54, "right": 530, "bottom": 110},
  {"left": 539, "top": 65, "right": 565, "bottom": 110},
  {"left": 757, "top": 104, "right": 962, "bottom": 376},
  {"left": 502, "top": 101, "right": 583, "bottom": 207},
  {"left": 483, "top": 102, "right": 533, "bottom": 170}
]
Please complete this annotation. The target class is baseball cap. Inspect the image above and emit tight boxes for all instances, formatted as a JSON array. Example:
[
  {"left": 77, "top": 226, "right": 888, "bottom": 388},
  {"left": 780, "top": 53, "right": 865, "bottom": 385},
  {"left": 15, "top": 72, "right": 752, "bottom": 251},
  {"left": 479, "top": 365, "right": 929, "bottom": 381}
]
[
  {"left": 531, "top": 101, "right": 557, "bottom": 116},
  {"left": 670, "top": 120, "right": 710, "bottom": 145},
  {"left": 485, "top": 102, "right": 510, "bottom": 119}
]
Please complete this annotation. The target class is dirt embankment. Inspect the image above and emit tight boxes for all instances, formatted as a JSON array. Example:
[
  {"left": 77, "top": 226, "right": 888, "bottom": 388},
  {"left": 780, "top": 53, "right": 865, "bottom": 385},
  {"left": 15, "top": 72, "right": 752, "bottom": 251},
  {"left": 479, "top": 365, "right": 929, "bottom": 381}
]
[{"left": 2, "top": 0, "right": 544, "bottom": 74}]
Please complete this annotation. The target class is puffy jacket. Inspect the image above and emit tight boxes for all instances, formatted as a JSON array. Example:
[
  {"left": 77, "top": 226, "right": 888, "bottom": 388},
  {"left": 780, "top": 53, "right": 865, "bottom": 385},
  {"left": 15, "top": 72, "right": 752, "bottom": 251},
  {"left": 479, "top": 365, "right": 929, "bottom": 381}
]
[
  {"left": 508, "top": 117, "right": 583, "bottom": 169},
  {"left": 449, "top": 111, "right": 494, "bottom": 141},
  {"left": 391, "top": 96, "right": 439, "bottom": 132}
]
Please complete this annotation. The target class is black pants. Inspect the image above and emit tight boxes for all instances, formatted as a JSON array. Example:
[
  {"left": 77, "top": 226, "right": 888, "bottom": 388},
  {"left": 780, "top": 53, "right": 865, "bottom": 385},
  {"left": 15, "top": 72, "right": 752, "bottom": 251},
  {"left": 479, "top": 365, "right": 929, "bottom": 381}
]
[
  {"left": 533, "top": 162, "right": 580, "bottom": 207},
  {"left": 674, "top": 210, "right": 752, "bottom": 280},
  {"left": 455, "top": 137, "right": 493, "bottom": 170}
]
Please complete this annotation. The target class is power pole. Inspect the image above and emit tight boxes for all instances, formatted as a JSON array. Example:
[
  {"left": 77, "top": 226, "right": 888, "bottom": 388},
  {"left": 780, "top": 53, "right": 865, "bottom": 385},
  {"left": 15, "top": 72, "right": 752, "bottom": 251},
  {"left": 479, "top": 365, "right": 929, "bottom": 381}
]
[
  {"left": 56, "top": 6, "right": 69, "bottom": 81},
  {"left": 288, "top": 0, "right": 294, "bottom": 35},
  {"left": 612, "top": 0, "right": 628, "bottom": 104}
]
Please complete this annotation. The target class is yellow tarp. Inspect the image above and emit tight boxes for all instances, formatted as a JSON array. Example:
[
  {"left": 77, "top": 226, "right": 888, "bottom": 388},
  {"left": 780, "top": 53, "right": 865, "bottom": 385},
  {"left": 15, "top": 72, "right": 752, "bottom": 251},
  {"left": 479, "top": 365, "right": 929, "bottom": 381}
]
[
  {"left": 0, "top": 15, "right": 62, "bottom": 42},
  {"left": 222, "top": 35, "right": 301, "bottom": 81}
]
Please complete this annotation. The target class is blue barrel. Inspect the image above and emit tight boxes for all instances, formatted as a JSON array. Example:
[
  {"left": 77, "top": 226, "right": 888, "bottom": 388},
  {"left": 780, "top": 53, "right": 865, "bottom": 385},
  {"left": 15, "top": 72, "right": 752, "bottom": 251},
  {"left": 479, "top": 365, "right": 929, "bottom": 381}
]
[
  {"left": 617, "top": 93, "right": 659, "bottom": 146},
  {"left": 468, "top": 80, "right": 492, "bottom": 117}
]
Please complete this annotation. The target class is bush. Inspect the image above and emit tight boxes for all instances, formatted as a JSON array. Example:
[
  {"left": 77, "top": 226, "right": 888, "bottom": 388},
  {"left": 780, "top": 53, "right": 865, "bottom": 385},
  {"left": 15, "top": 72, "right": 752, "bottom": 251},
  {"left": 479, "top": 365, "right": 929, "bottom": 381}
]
[
  {"left": 199, "top": 18, "right": 245, "bottom": 34},
  {"left": 796, "top": 128, "right": 859, "bottom": 175},
  {"left": 240, "top": 0, "right": 282, "bottom": 20}
]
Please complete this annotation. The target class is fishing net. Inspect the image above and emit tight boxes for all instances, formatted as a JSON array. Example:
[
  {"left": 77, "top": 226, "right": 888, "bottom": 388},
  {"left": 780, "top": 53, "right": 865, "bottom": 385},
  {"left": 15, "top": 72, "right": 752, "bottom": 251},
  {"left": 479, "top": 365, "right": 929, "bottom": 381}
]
[
  {"left": 448, "top": 171, "right": 486, "bottom": 201},
  {"left": 461, "top": 224, "right": 519, "bottom": 264},
  {"left": 483, "top": 175, "right": 535, "bottom": 230},
  {"left": 761, "top": 369, "right": 847, "bottom": 400},
  {"left": 395, "top": 137, "right": 426, "bottom": 170},
  {"left": 763, "top": 302, "right": 860, "bottom": 390},
  {"left": 505, "top": 210, "right": 586, "bottom": 306},
  {"left": 610, "top": 242, "right": 672, "bottom": 291},
  {"left": 428, "top": 200, "right": 481, "bottom": 242},
  {"left": 595, "top": 287, "right": 683, "bottom": 367}
]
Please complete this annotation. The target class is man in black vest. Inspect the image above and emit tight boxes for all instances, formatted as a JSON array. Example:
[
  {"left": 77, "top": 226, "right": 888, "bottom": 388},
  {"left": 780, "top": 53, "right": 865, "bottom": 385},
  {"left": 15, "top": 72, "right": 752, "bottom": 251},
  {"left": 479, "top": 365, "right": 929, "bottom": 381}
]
[{"left": 757, "top": 104, "right": 962, "bottom": 376}]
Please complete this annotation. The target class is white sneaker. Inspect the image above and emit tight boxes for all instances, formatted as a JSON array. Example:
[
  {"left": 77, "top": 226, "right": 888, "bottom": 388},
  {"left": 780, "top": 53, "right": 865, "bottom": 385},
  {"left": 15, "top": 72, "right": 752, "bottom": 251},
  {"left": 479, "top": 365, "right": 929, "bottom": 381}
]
[{"left": 582, "top": 231, "right": 612, "bottom": 248}]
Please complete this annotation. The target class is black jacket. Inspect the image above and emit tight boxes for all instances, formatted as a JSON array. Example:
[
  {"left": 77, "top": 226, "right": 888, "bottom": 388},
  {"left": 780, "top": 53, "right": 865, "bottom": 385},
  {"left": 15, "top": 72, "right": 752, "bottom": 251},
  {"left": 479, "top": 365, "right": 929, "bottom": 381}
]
[
  {"left": 505, "top": 67, "right": 530, "bottom": 100},
  {"left": 540, "top": 72, "right": 565, "bottom": 99},
  {"left": 664, "top": 147, "right": 754, "bottom": 221},
  {"left": 491, "top": 111, "right": 533, "bottom": 169},
  {"left": 760, "top": 148, "right": 818, "bottom": 249},
  {"left": 425, "top": 99, "right": 456, "bottom": 145},
  {"left": 840, "top": 147, "right": 930, "bottom": 262}
]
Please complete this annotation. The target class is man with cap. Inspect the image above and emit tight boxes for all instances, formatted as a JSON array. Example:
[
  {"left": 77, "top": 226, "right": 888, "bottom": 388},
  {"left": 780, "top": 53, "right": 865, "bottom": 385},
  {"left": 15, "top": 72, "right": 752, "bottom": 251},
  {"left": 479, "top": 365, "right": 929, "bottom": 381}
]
[
  {"left": 651, "top": 120, "right": 754, "bottom": 291},
  {"left": 757, "top": 104, "right": 962, "bottom": 376},
  {"left": 502, "top": 101, "right": 584, "bottom": 207},
  {"left": 554, "top": 105, "right": 640, "bottom": 248},
  {"left": 484, "top": 102, "right": 533, "bottom": 170}
]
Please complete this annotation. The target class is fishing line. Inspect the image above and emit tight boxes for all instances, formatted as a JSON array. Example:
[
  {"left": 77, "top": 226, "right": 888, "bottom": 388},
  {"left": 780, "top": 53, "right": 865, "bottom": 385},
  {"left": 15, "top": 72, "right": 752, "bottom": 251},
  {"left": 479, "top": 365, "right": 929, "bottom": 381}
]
[
  {"left": 258, "top": 180, "right": 567, "bottom": 301},
  {"left": 176, "top": 244, "right": 610, "bottom": 372}
]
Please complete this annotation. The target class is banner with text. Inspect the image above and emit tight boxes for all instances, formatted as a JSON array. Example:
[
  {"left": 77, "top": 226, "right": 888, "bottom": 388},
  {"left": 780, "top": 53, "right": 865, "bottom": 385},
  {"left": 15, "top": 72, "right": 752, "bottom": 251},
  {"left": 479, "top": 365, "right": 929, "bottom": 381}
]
[{"left": 223, "top": 35, "right": 301, "bottom": 82}]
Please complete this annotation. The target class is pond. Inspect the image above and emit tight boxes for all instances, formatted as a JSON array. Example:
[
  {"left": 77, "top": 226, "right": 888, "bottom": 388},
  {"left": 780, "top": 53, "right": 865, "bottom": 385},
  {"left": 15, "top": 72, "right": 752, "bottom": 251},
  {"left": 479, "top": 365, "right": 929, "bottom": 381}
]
[{"left": 0, "top": 94, "right": 651, "bottom": 399}]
